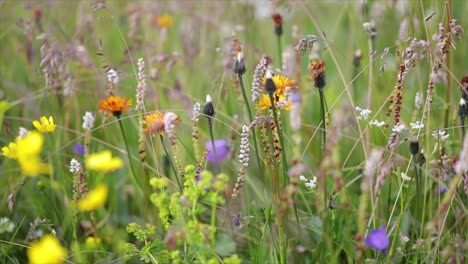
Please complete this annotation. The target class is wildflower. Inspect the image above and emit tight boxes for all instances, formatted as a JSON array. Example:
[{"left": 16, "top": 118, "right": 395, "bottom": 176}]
[
  {"left": 136, "top": 58, "right": 147, "bottom": 111},
  {"left": 82, "top": 112, "right": 95, "bottom": 131},
  {"left": 204, "top": 139, "right": 230, "bottom": 165},
  {"left": 77, "top": 184, "right": 108, "bottom": 211},
  {"left": 364, "top": 226, "right": 390, "bottom": 251},
  {"left": 16, "top": 132, "right": 51, "bottom": 176},
  {"left": 144, "top": 111, "right": 165, "bottom": 135},
  {"left": 258, "top": 93, "right": 291, "bottom": 110},
  {"left": 203, "top": 94, "right": 215, "bottom": 117},
  {"left": 106, "top": 68, "right": 119, "bottom": 84},
  {"left": 85, "top": 237, "right": 102, "bottom": 248},
  {"left": 27, "top": 235, "right": 67, "bottom": 264},
  {"left": 18, "top": 127, "right": 30, "bottom": 139},
  {"left": 0, "top": 217, "right": 15, "bottom": 234},
  {"left": 392, "top": 124, "right": 406, "bottom": 133},
  {"left": 432, "top": 129, "right": 449, "bottom": 141},
  {"left": 251, "top": 56, "right": 268, "bottom": 102},
  {"left": 369, "top": 119, "right": 385, "bottom": 127},
  {"left": 85, "top": 150, "right": 123, "bottom": 173},
  {"left": 69, "top": 158, "right": 81, "bottom": 174},
  {"left": 299, "top": 175, "right": 317, "bottom": 189},
  {"left": 272, "top": 13, "right": 283, "bottom": 36},
  {"left": 401, "top": 172, "right": 412, "bottom": 181},
  {"left": 262, "top": 71, "right": 296, "bottom": 97},
  {"left": 434, "top": 186, "right": 448, "bottom": 194},
  {"left": 164, "top": 112, "right": 180, "bottom": 136},
  {"left": 99, "top": 95, "right": 131, "bottom": 117},
  {"left": 73, "top": 143, "right": 85, "bottom": 155},
  {"left": 308, "top": 59, "right": 326, "bottom": 89},
  {"left": 156, "top": 14, "right": 174, "bottom": 28},
  {"left": 410, "top": 120, "right": 424, "bottom": 130},
  {"left": 355, "top": 107, "right": 372, "bottom": 120},
  {"left": 233, "top": 47, "right": 246, "bottom": 75},
  {"left": 33, "top": 116, "right": 56, "bottom": 133},
  {"left": 1, "top": 142, "right": 17, "bottom": 159}
]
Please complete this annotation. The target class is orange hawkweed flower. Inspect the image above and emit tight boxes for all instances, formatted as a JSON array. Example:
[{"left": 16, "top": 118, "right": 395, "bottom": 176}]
[
  {"left": 144, "top": 111, "right": 180, "bottom": 135},
  {"left": 99, "top": 95, "right": 131, "bottom": 117},
  {"left": 262, "top": 74, "right": 296, "bottom": 97}
]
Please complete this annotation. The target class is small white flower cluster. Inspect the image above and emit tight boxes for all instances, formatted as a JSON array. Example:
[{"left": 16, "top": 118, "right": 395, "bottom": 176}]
[
  {"left": 299, "top": 175, "right": 317, "bottom": 189},
  {"left": 82, "top": 112, "right": 95, "bottom": 131},
  {"left": 135, "top": 58, "right": 147, "bottom": 111},
  {"left": 410, "top": 120, "right": 424, "bottom": 130},
  {"left": 69, "top": 158, "right": 81, "bottom": 174},
  {"left": 392, "top": 123, "right": 406, "bottom": 133},
  {"left": 0, "top": 217, "right": 15, "bottom": 234},
  {"left": 251, "top": 56, "right": 268, "bottom": 102},
  {"left": 369, "top": 119, "right": 385, "bottom": 127},
  {"left": 191, "top": 102, "right": 201, "bottom": 122},
  {"left": 355, "top": 106, "right": 372, "bottom": 120},
  {"left": 164, "top": 112, "right": 178, "bottom": 139},
  {"left": 238, "top": 125, "right": 250, "bottom": 168},
  {"left": 432, "top": 129, "right": 449, "bottom": 141},
  {"left": 106, "top": 68, "right": 119, "bottom": 84}
]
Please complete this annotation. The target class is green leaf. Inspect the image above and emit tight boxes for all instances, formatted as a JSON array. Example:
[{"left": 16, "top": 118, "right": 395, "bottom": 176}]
[{"left": 214, "top": 233, "right": 236, "bottom": 257}]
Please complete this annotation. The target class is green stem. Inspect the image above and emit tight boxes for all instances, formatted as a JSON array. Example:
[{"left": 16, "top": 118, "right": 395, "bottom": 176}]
[
  {"left": 276, "top": 35, "right": 283, "bottom": 68},
  {"left": 268, "top": 93, "right": 289, "bottom": 185},
  {"left": 318, "top": 88, "right": 327, "bottom": 150},
  {"left": 238, "top": 74, "right": 263, "bottom": 172},
  {"left": 159, "top": 134, "right": 183, "bottom": 191},
  {"left": 118, "top": 118, "right": 144, "bottom": 193},
  {"left": 208, "top": 118, "right": 218, "bottom": 167}
]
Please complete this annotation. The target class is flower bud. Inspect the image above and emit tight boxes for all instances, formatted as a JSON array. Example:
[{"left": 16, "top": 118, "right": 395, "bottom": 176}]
[
  {"left": 203, "top": 94, "right": 215, "bottom": 118},
  {"left": 265, "top": 69, "right": 277, "bottom": 96}
]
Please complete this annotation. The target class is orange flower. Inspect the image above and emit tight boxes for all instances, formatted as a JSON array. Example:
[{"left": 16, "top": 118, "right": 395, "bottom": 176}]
[
  {"left": 99, "top": 95, "right": 131, "bottom": 117},
  {"left": 144, "top": 111, "right": 180, "bottom": 135},
  {"left": 155, "top": 14, "right": 174, "bottom": 28},
  {"left": 262, "top": 74, "right": 295, "bottom": 97}
]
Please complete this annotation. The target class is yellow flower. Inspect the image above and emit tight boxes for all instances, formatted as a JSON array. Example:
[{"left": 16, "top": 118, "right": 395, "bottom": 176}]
[
  {"left": 262, "top": 74, "right": 296, "bottom": 96},
  {"left": 156, "top": 14, "right": 174, "bottom": 28},
  {"left": 86, "top": 150, "right": 123, "bottom": 173},
  {"left": 33, "top": 116, "right": 56, "bottom": 133},
  {"left": 143, "top": 111, "right": 180, "bottom": 136},
  {"left": 257, "top": 93, "right": 291, "bottom": 111},
  {"left": 85, "top": 236, "right": 102, "bottom": 248},
  {"left": 78, "top": 184, "right": 108, "bottom": 211},
  {"left": 1, "top": 142, "right": 17, "bottom": 159},
  {"left": 16, "top": 132, "right": 51, "bottom": 176},
  {"left": 99, "top": 95, "right": 132, "bottom": 117},
  {"left": 27, "top": 235, "right": 67, "bottom": 264}
]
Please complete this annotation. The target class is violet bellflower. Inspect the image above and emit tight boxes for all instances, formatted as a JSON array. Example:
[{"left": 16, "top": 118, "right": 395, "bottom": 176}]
[
  {"left": 204, "top": 139, "right": 230, "bottom": 166},
  {"left": 364, "top": 226, "right": 390, "bottom": 251},
  {"left": 73, "top": 143, "right": 85, "bottom": 155}
]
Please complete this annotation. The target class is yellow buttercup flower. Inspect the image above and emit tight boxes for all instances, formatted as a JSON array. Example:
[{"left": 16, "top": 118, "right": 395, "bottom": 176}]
[
  {"left": 85, "top": 236, "right": 102, "bottom": 248},
  {"left": 78, "top": 184, "right": 108, "bottom": 211},
  {"left": 16, "top": 132, "right": 51, "bottom": 176},
  {"left": 27, "top": 235, "right": 67, "bottom": 264},
  {"left": 86, "top": 150, "right": 123, "bottom": 173},
  {"left": 1, "top": 142, "right": 17, "bottom": 159},
  {"left": 156, "top": 14, "right": 174, "bottom": 28},
  {"left": 33, "top": 116, "right": 56, "bottom": 133}
]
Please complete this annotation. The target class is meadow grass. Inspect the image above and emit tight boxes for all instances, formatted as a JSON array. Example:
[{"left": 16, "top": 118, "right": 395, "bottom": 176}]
[{"left": 0, "top": 1, "right": 467, "bottom": 263}]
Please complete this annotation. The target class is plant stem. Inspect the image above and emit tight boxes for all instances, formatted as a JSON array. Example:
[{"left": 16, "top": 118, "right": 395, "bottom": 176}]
[
  {"left": 277, "top": 35, "right": 282, "bottom": 68},
  {"left": 268, "top": 93, "right": 289, "bottom": 185},
  {"left": 159, "top": 134, "right": 183, "bottom": 191},
  {"left": 207, "top": 118, "right": 218, "bottom": 167},
  {"left": 238, "top": 74, "right": 263, "bottom": 171},
  {"left": 118, "top": 118, "right": 144, "bottom": 193},
  {"left": 318, "top": 88, "right": 327, "bottom": 150}
]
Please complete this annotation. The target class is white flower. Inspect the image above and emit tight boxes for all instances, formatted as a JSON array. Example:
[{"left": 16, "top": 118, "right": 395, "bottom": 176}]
[
  {"left": 82, "top": 112, "right": 95, "bottom": 131},
  {"left": 460, "top": 98, "right": 466, "bottom": 106},
  {"left": 392, "top": 124, "right": 406, "bottom": 133},
  {"left": 355, "top": 106, "right": 372, "bottom": 120},
  {"left": 299, "top": 175, "right": 317, "bottom": 189},
  {"left": 0, "top": 217, "right": 15, "bottom": 234},
  {"left": 432, "top": 129, "right": 449, "bottom": 141},
  {"left": 410, "top": 121, "right": 424, "bottom": 130},
  {"left": 106, "top": 68, "right": 119, "bottom": 84},
  {"left": 206, "top": 94, "right": 212, "bottom": 103},
  {"left": 18, "top": 127, "right": 30, "bottom": 139},
  {"left": 401, "top": 172, "right": 412, "bottom": 181},
  {"left": 369, "top": 119, "right": 385, "bottom": 127},
  {"left": 69, "top": 158, "right": 81, "bottom": 174}
]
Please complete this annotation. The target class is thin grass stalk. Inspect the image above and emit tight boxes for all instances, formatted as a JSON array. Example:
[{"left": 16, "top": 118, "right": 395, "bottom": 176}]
[
  {"left": 268, "top": 93, "right": 288, "bottom": 185},
  {"left": 159, "top": 134, "right": 183, "bottom": 191},
  {"left": 117, "top": 118, "right": 143, "bottom": 193},
  {"left": 318, "top": 88, "right": 327, "bottom": 150},
  {"left": 238, "top": 74, "right": 262, "bottom": 171},
  {"left": 444, "top": 0, "right": 452, "bottom": 129}
]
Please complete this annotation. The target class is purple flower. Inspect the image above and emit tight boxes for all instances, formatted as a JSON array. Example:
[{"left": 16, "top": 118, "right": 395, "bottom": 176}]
[
  {"left": 434, "top": 186, "right": 448, "bottom": 194},
  {"left": 364, "top": 226, "right": 390, "bottom": 251},
  {"left": 73, "top": 143, "right": 85, "bottom": 155},
  {"left": 204, "top": 139, "right": 230, "bottom": 165},
  {"left": 290, "top": 91, "right": 301, "bottom": 103}
]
